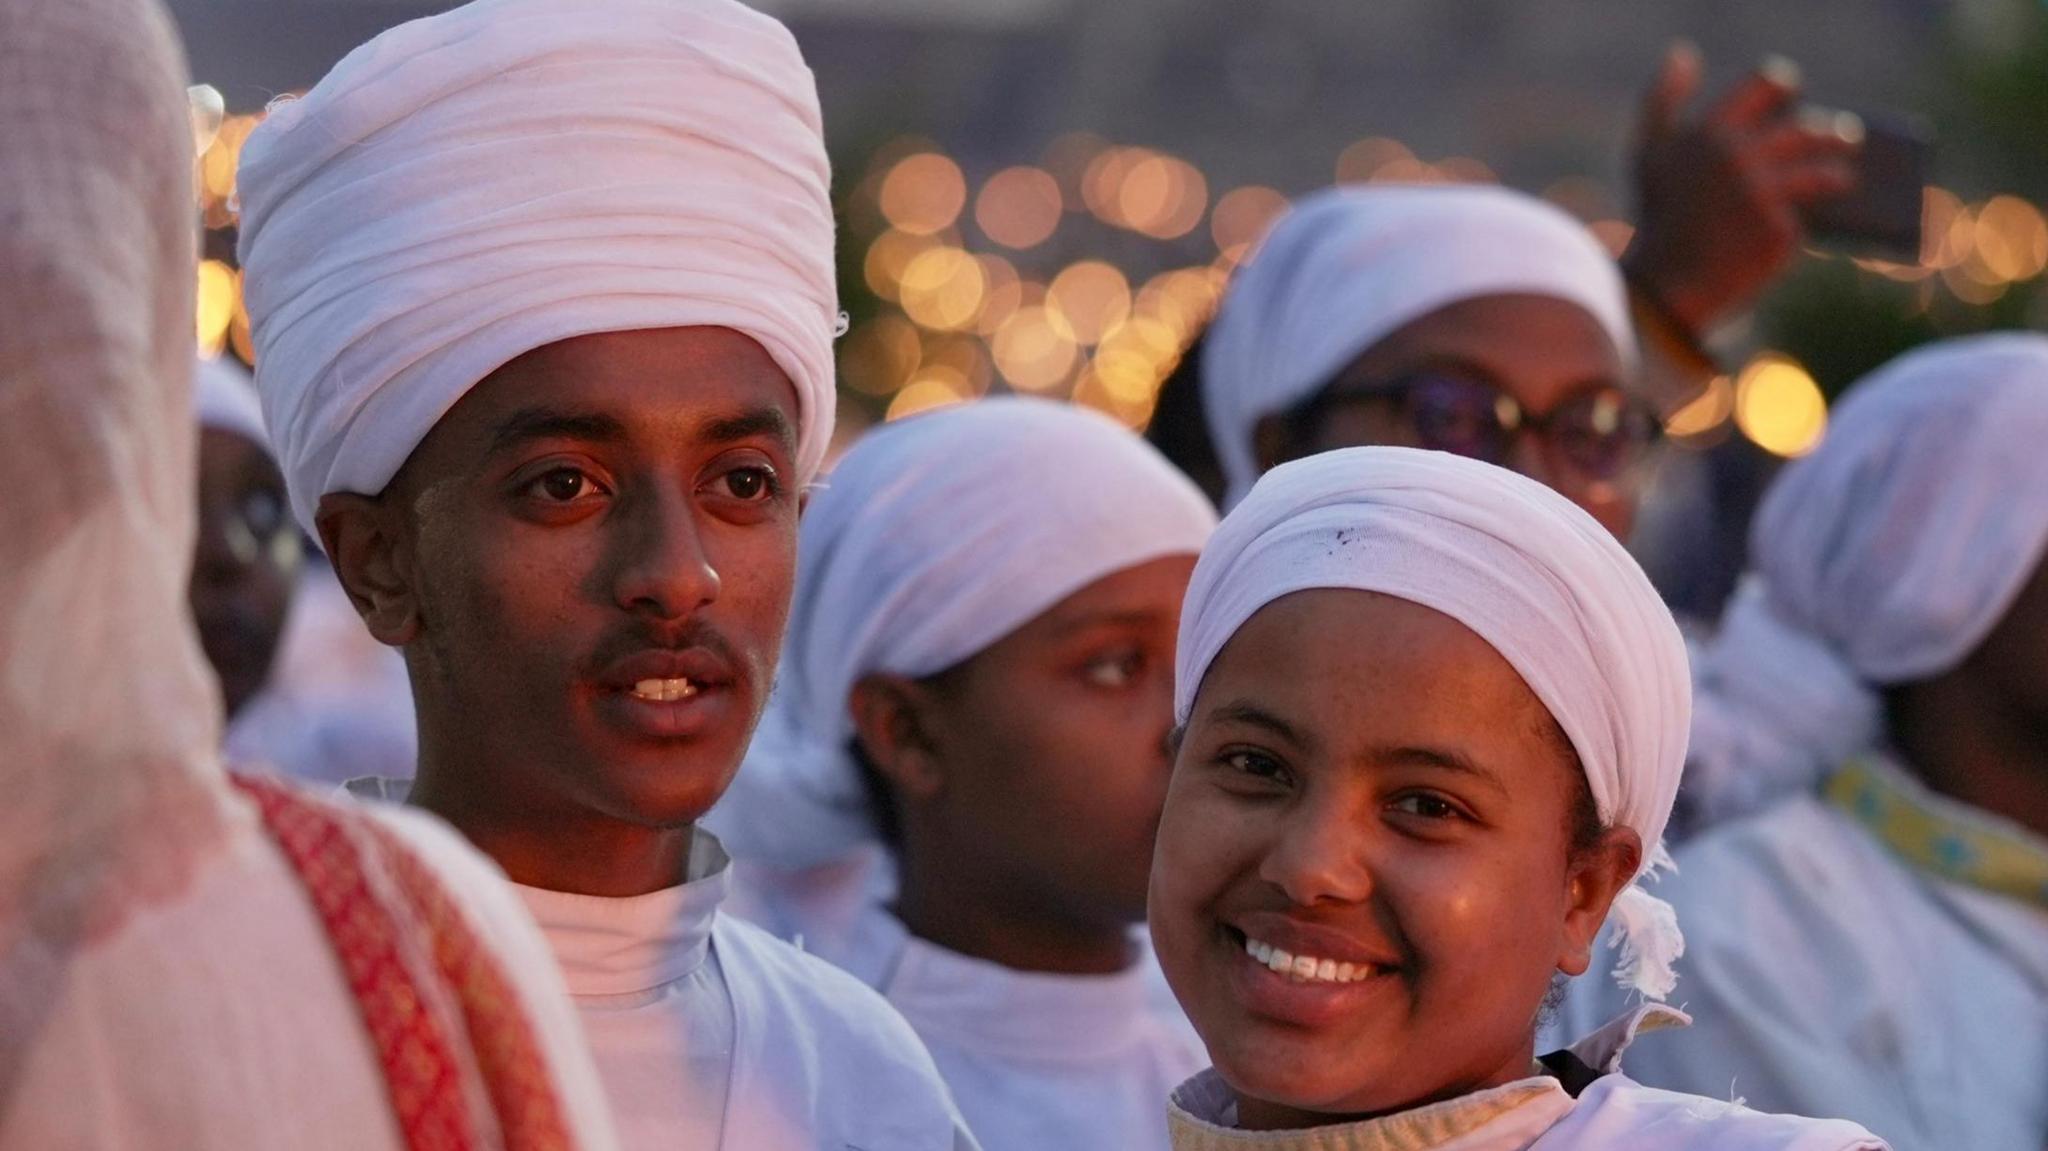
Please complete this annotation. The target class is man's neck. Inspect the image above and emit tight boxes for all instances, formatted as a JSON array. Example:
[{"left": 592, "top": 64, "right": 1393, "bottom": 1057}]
[
  {"left": 890, "top": 855, "right": 1137, "bottom": 977},
  {"left": 1891, "top": 674, "right": 2048, "bottom": 842},
  {"left": 407, "top": 765, "right": 697, "bottom": 897}
]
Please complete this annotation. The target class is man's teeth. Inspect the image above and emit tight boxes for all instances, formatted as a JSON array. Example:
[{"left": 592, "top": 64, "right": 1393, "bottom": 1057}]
[
  {"left": 1243, "top": 935, "right": 1379, "bottom": 985},
  {"left": 630, "top": 677, "right": 699, "bottom": 702}
]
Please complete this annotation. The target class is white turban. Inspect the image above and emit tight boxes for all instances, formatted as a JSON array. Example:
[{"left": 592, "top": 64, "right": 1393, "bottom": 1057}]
[
  {"left": 1176, "top": 447, "right": 1692, "bottom": 998},
  {"left": 194, "top": 355, "right": 269, "bottom": 455},
  {"left": 1685, "top": 333, "right": 2048, "bottom": 826},
  {"left": 236, "top": 0, "right": 838, "bottom": 534},
  {"left": 1201, "top": 185, "right": 1638, "bottom": 510},
  {"left": 708, "top": 397, "right": 1218, "bottom": 869}
]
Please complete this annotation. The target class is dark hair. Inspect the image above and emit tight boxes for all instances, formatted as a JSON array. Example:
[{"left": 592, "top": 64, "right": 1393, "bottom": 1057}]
[
  {"left": 848, "top": 737, "right": 905, "bottom": 849},
  {"left": 1143, "top": 327, "right": 1226, "bottom": 506}
]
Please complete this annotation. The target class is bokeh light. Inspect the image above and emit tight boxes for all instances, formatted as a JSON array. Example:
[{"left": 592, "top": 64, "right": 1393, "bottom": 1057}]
[
  {"left": 898, "top": 246, "right": 987, "bottom": 331},
  {"left": 1734, "top": 354, "right": 1827, "bottom": 457},
  {"left": 975, "top": 166, "right": 1064, "bottom": 250},
  {"left": 886, "top": 369, "right": 972, "bottom": 421},
  {"left": 1663, "top": 375, "right": 1735, "bottom": 439},
  {"left": 879, "top": 152, "right": 968, "bottom": 236},
  {"left": 1047, "top": 260, "right": 1132, "bottom": 346},
  {"left": 196, "top": 259, "right": 237, "bottom": 357},
  {"left": 1210, "top": 185, "right": 1289, "bottom": 268},
  {"left": 838, "top": 316, "right": 923, "bottom": 396},
  {"left": 992, "top": 305, "right": 1080, "bottom": 392}
]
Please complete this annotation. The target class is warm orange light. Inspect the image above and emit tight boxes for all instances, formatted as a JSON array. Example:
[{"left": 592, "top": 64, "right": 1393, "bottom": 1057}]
[
  {"left": 992, "top": 306, "right": 1080, "bottom": 393},
  {"left": 837, "top": 316, "right": 922, "bottom": 396},
  {"left": 863, "top": 229, "right": 941, "bottom": 301},
  {"left": 1663, "top": 375, "right": 1734, "bottom": 439},
  {"left": 899, "top": 246, "right": 987, "bottom": 332},
  {"left": 879, "top": 153, "right": 967, "bottom": 236},
  {"left": 975, "top": 166, "right": 1063, "bottom": 250},
  {"left": 196, "top": 260, "right": 237, "bottom": 356},
  {"left": 1210, "top": 186, "right": 1289, "bottom": 260},
  {"left": 1733, "top": 355, "right": 1827, "bottom": 457},
  {"left": 1334, "top": 137, "right": 1413, "bottom": 185},
  {"left": 886, "top": 370, "right": 972, "bottom": 420},
  {"left": 1046, "top": 261, "right": 1132, "bottom": 346}
]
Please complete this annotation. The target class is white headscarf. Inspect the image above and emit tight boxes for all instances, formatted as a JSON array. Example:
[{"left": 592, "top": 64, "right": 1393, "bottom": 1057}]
[
  {"left": 1176, "top": 447, "right": 1692, "bottom": 998},
  {"left": 236, "top": 0, "right": 838, "bottom": 534},
  {"left": 708, "top": 398, "right": 1218, "bottom": 869},
  {"left": 1201, "top": 185, "right": 1637, "bottom": 510},
  {"left": 1685, "top": 333, "right": 2048, "bottom": 826},
  {"left": 1, "top": 0, "right": 235, "bottom": 1004},
  {"left": 194, "top": 355, "right": 269, "bottom": 454}
]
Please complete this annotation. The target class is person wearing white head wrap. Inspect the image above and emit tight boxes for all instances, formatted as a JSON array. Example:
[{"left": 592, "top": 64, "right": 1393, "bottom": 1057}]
[
  {"left": 236, "top": 3, "right": 974, "bottom": 1148},
  {"left": 0, "top": 0, "right": 620, "bottom": 1145},
  {"left": 238, "top": 0, "right": 841, "bottom": 536},
  {"left": 1558, "top": 333, "right": 2048, "bottom": 1151},
  {"left": 1197, "top": 186, "right": 1656, "bottom": 525},
  {"left": 1151, "top": 448, "right": 1885, "bottom": 1150},
  {"left": 709, "top": 398, "right": 1216, "bottom": 1151}
]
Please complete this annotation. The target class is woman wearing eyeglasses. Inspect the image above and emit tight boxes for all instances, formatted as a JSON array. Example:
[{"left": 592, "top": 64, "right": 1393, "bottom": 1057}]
[{"left": 1196, "top": 183, "right": 1659, "bottom": 535}]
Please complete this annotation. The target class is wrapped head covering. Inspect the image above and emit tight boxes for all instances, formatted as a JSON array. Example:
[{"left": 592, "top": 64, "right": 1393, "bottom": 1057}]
[
  {"left": 194, "top": 354, "right": 270, "bottom": 454},
  {"left": 1201, "top": 185, "right": 1637, "bottom": 509},
  {"left": 709, "top": 398, "right": 1218, "bottom": 869},
  {"left": 236, "top": 0, "right": 838, "bottom": 534},
  {"left": 1, "top": 0, "right": 235, "bottom": 974},
  {"left": 1685, "top": 333, "right": 2048, "bottom": 826},
  {"left": 1176, "top": 447, "right": 1692, "bottom": 998}
]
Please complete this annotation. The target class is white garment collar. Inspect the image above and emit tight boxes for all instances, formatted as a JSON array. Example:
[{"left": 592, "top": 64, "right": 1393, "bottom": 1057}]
[
  {"left": 514, "top": 831, "right": 732, "bottom": 998},
  {"left": 865, "top": 908, "right": 1159, "bottom": 1063}
]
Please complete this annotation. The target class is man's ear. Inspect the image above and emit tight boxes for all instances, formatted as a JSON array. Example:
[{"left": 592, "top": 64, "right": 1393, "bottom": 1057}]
[
  {"left": 847, "top": 673, "right": 950, "bottom": 805},
  {"left": 1556, "top": 826, "right": 1642, "bottom": 978},
  {"left": 315, "top": 491, "right": 421, "bottom": 648}
]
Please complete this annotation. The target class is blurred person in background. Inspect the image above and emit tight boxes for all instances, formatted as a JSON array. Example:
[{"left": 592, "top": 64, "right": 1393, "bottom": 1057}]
[
  {"left": 1554, "top": 333, "right": 2048, "bottom": 1151},
  {"left": 235, "top": 0, "right": 975, "bottom": 1146},
  {"left": 707, "top": 398, "right": 1216, "bottom": 1151},
  {"left": 189, "top": 353, "right": 300, "bottom": 726},
  {"left": 1150, "top": 45, "right": 1858, "bottom": 531},
  {"left": 1150, "top": 447, "right": 1884, "bottom": 1150},
  {"left": 0, "top": 0, "right": 619, "bottom": 1145}
]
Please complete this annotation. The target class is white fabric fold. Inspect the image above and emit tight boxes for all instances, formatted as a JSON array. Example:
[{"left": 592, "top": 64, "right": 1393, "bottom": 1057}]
[
  {"left": 1685, "top": 333, "right": 2048, "bottom": 826},
  {"left": 1175, "top": 447, "right": 1692, "bottom": 998},
  {"left": 709, "top": 397, "right": 1217, "bottom": 869},
  {"left": 235, "top": 0, "right": 838, "bottom": 533},
  {"left": 1201, "top": 185, "right": 1637, "bottom": 509}
]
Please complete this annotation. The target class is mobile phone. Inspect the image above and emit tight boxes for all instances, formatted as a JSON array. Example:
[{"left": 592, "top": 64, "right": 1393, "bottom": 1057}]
[{"left": 1800, "top": 113, "right": 1933, "bottom": 261}]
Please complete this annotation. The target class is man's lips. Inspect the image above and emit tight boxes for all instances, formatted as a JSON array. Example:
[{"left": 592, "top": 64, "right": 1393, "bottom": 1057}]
[{"left": 587, "top": 646, "right": 742, "bottom": 741}]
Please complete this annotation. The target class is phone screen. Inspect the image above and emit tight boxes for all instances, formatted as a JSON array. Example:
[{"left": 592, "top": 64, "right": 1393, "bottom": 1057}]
[{"left": 1801, "top": 115, "right": 1933, "bottom": 261}]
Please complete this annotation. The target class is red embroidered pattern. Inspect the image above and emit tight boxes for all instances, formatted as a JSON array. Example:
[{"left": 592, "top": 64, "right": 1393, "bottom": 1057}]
[{"left": 234, "top": 774, "right": 576, "bottom": 1151}]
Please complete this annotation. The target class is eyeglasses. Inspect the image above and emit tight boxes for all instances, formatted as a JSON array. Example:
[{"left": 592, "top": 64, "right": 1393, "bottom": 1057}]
[{"left": 1290, "top": 371, "right": 1662, "bottom": 483}]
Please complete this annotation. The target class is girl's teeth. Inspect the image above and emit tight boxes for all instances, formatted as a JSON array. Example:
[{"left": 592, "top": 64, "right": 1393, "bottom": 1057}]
[
  {"left": 1240, "top": 934, "right": 1380, "bottom": 985},
  {"left": 630, "top": 677, "right": 698, "bottom": 702}
]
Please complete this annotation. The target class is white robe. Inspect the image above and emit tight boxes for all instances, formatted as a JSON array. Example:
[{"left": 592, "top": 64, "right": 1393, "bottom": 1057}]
[
  {"left": 0, "top": 799, "right": 619, "bottom": 1150},
  {"left": 514, "top": 834, "right": 977, "bottom": 1151},
  {"left": 1553, "top": 792, "right": 2048, "bottom": 1150},
  {"left": 1170, "top": 1007, "right": 1886, "bottom": 1150},
  {"left": 805, "top": 900, "right": 1207, "bottom": 1151}
]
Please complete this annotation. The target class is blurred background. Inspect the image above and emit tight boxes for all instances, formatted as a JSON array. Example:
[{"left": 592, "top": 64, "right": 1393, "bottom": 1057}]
[{"left": 174, "top": 0, "right": 2048, "bottom": 612}]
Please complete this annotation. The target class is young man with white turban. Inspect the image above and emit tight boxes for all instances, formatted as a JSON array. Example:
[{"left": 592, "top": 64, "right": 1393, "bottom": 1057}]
[
  {"left": 1150, "top": 447, "right": 1885, "bottom": 1149},
  {"left": 707, "top": 398, "right": 1217, "bottom": 1151},
  {"left": 1, "top": 1, "right": 618, "bottom": 1146},
  {"left": 236, "top": 1, "right": 973, "bottom": 1147},
  {"left": 1556, "top": 333, "right": 2048, "bottom": 1149}
]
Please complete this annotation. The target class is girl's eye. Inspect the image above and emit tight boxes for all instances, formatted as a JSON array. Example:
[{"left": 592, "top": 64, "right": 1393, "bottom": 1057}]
[
  {"left": 1222, "top": 750, "right": 1292, "bottom": 786},
  {"left": 717, "top": 465, "right": 778, "bottom": 502},
  {"left": 1390, "top": 793, "right": 1463, "bottom": 821},
  {"left": 528, "top": 468, "right": 600, "bottom": 503}
]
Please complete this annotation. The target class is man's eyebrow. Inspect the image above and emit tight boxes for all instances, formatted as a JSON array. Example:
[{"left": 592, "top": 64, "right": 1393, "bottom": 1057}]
[
  {"left": 1047, "top": 607, "right": 1169, "bottom": 637},
  {"left": 701, "top": 406, "right": 797, "bottom": 455},
  {"left": 1204, "top": 699, "right": 1315, "bottom": 754},
  {"left": 488, "top": 407, "right": 629, "bottom": 454},
  {"left": 1373, "top": 745, "right": 1510, "bottom": 795}
]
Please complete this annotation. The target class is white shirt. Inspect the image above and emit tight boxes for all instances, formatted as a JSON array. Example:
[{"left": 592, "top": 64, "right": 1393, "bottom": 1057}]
[
  {"left": 820, "top": 904, "right": 1207, "bottom": 1151},
  {"left": 515, "top": 833, "right": 977, "bottom": 1151},
  {"left": 1170, "top": 1006, "right": 1886, "bottom": 1150},
  {"left": 1554, "top": 792, "right": 2048, "bottom": 1150}
]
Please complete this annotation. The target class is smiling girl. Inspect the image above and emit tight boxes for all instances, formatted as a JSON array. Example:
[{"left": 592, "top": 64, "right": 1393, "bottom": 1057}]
[{"left": 1149, "top": 447, "right": 1886, "bottom": 1150}]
